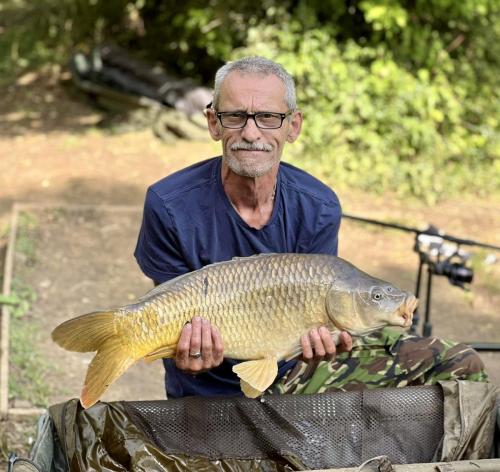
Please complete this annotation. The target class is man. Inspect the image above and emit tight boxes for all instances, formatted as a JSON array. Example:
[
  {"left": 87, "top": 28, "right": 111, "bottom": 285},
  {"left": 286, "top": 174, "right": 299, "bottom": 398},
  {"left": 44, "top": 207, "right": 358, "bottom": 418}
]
[
  {"left": 135, "top": 56, "right": 352, "bottom": 397},
  {"left": 135, "top": 56, "right": 487, "bottom": 398}
]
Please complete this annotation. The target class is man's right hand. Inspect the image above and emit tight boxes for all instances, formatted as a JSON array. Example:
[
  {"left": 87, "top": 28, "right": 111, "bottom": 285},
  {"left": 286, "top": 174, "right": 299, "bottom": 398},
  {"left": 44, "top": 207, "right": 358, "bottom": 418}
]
[{"left": 175, "top": 316, "right": 224, "bottom": 374}]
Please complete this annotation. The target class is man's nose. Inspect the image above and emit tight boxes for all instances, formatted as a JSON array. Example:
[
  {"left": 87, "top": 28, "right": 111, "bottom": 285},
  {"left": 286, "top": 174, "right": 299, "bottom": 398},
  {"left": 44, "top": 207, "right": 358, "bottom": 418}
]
[{"left": 240, "top": 115, "right": 262, "bottom": 141}]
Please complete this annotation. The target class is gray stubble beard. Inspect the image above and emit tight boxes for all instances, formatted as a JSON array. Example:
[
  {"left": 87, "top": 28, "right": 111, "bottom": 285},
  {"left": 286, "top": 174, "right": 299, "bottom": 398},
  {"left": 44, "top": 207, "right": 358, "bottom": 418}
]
[
  {"left": 223, "top": 144, "right": 280, "bottom": 178},
  {"left": 222, "top": 154, "right": 278, "bottom": 177}
]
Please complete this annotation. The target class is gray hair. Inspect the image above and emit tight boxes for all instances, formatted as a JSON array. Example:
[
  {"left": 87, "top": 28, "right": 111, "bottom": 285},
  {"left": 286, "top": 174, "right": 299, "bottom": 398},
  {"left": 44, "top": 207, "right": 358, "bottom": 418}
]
[{"left": 212, "top": 56, "right": 296, "bottom": 110}]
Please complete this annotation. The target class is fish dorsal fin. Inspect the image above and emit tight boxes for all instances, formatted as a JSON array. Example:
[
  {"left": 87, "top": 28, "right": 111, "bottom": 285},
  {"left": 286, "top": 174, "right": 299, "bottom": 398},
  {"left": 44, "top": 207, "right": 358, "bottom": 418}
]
[
  {"left": 137, "top": 270, "right": 197, "bottom": 302},
  {"left": 232, "top": 357, "right": 278, "bottom": 398},
  {"left": 230, "top": 253, "right": 279, "bottom": 262},
  {"left": 143, "top": 344, "right": 177, "bottom": 362},
  {"left": 138, "top": 281, "right": 170, "bottom": 302}
]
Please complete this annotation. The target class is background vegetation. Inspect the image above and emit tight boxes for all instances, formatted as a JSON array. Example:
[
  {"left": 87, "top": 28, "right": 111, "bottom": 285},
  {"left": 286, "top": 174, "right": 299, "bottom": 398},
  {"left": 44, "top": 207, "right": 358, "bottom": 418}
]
[{"left": 1, "top": 0, "right": 499, "bottom": 201}]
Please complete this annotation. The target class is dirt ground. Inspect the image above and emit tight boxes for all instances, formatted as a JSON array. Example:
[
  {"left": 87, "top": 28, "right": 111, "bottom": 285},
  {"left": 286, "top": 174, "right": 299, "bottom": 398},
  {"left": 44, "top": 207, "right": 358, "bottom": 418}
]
[
  {"left": 0, "top": 70, "right": 499, "bottom": 464},
  {"left": 11, "top": 206, "right": 167, "bottom": 407}
]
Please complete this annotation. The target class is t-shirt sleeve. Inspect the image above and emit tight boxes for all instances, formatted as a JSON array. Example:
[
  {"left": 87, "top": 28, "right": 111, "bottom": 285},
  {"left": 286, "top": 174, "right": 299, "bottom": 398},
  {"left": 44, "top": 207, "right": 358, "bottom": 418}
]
[
  {"left": 134, "top": 188, "right": 190, "bottom": 283},
  {"left": 305, "top": 199, "right": 342, "bottom": 256}
]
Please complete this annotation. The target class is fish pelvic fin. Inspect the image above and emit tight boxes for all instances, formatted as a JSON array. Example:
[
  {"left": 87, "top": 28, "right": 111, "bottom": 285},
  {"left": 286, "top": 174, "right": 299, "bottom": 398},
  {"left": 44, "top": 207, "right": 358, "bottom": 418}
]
[
  {"left": 81, "top": 342, "right": 134, "bottom": 409},
  {"left": 232, "top": 357, "right": 278, "bottom": 398},
  {"left": 240, "top": 380, "right": 265, "bottom": 399},
  {"left": 51, "top": 310, "right": 116, "bottom": 352},
  {"left": 143, "top": 344, "right": 177, "bottom": 362}
]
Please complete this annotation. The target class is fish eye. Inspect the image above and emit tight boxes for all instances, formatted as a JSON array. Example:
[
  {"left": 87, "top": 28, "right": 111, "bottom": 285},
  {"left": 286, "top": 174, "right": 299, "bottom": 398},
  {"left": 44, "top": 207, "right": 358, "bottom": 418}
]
[{"left": 372, "top": 290, "right": 383, "bottom": 301}]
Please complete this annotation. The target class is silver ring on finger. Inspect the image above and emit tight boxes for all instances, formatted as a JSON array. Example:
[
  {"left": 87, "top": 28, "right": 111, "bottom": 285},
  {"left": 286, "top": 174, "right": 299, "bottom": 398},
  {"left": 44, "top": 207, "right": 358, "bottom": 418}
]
[{"left": 189, "top": 351, "right": 202, "bottom": 359}]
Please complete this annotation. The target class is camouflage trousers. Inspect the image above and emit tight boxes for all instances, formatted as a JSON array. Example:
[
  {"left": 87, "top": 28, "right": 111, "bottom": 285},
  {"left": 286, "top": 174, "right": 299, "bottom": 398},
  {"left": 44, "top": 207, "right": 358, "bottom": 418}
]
[{"left": 270, "top": 327, "right": 489, "bottom": 395}]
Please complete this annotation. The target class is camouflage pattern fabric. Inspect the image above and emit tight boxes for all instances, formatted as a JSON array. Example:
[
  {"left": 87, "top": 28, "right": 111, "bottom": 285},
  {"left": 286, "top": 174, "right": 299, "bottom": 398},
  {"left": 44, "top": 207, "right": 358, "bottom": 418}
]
[{"left": 270, "top": 327, "right": 488, "bottom": 395}]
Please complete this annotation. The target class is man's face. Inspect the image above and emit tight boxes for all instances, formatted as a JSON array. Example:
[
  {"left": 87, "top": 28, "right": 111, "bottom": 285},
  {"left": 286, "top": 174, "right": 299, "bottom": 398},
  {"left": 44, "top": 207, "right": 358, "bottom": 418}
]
[{"left": 207, "top": 72, "right": 302, "bottom": 178}]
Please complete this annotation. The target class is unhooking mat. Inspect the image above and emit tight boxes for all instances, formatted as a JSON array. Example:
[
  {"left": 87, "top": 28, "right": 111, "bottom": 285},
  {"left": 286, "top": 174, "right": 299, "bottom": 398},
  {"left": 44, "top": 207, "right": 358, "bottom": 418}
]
[{"left": 9, "top": 381, "right": 500, "bottom": 471}]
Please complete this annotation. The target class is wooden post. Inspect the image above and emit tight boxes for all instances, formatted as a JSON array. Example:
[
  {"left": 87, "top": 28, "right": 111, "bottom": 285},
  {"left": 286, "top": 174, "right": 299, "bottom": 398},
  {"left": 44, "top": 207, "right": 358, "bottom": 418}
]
[{"left": 1, "top": 204, "right": 19, "bottom": 417}]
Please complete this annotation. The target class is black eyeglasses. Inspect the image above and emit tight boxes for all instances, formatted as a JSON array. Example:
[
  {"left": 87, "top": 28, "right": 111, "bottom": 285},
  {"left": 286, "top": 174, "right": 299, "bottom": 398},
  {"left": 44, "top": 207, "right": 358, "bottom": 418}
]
[{"left": 215, "top": 111, "right": 293, "bottom": 129}]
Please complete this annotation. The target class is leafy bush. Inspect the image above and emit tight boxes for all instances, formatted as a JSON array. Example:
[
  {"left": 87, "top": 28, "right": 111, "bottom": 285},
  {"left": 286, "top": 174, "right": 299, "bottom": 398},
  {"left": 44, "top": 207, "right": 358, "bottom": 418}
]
[{"left": 234, "top": 6, "right": 499, "bottom": 201}]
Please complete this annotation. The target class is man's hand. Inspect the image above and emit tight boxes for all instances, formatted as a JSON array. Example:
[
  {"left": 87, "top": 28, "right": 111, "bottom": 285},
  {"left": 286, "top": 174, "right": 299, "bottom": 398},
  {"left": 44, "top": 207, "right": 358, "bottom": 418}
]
[
  {"left": 175, "top": 316, "right": 224, "bottom": 374},
  {"left": 301, "top": 328, "right": 352, "bottom": 363}
]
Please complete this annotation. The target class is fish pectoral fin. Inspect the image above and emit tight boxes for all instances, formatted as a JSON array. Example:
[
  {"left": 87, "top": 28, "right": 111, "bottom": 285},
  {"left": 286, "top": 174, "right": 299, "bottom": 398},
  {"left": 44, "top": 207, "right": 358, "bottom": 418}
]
[
  {"left": 232, "top": 358, "right": 278, "bottom": 398},
  {"left": 143, "top": 344, "right": 177, "bottom": 362},
  {"left": 284, "top": 342, "right": 303, "bottom": 362},
  {"left": 329, "top": 329, "right": 342, "bottom": 345},
  {"left": 81, "top": 342, "right": 134, "bottom": 409}
]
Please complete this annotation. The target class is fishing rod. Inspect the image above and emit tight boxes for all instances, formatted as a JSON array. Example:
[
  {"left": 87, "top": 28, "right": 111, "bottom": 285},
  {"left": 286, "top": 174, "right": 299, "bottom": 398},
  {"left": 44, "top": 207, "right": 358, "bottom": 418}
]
[{"left": 342, "top": 213, "right": 500, "bottom": 351}]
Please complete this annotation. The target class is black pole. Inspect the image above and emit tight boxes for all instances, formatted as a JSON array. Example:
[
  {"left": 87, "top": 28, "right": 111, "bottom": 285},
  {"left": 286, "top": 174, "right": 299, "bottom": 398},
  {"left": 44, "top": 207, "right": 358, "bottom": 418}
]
[
  {"left": 467, "top": 343, "right": 500, "bottom": 351},
  {"left": 423, "top": 266, "right": 433, "bottom": 337},
  {"left": 342, "top": 214, "right": 500, "bottom": 251},
  {"left": 411, "top": 258, "right": 425, "bottom": 334}
]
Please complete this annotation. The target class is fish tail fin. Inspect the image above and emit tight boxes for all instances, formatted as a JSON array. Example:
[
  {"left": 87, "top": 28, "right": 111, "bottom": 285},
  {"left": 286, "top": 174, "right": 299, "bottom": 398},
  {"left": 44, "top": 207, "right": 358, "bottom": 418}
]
[
  {"left": 51, "top": 310, "right": 116, "bottom": 352},
  {"left": 52, "top": 310, "right": 135, "bottom": 408},
  {"left": 80, "top": 342, "right": 135, "bottom": 408}
]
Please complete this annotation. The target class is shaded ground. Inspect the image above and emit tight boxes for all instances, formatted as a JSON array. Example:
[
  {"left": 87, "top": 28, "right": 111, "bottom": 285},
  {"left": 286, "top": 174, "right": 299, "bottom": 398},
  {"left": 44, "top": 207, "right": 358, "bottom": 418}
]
[{"left": 1, "top": 71, "right": 499, "bottom": 464}]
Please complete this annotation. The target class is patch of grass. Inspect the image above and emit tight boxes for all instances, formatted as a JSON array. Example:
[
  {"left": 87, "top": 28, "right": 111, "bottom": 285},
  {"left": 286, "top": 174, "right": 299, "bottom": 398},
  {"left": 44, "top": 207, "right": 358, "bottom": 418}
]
[
  {"left": 8, "top": 278, "right": 35, "bottom": 319},
  {"left": 9, "top": 320, "right": 52, "bottom": 407},
  {"left": 15, "top": 211, "right": 38, "bottom": 267},
  {"left": 5, "top": 211, "right": 52, "bottom": 407},
  {"left": 8, "top": 279, "right": 51, "bottom": 407}
]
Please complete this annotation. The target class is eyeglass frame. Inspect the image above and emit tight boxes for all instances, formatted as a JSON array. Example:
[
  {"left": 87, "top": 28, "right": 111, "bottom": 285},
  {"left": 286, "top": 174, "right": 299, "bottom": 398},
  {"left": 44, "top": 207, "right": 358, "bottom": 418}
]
[{"left": 205, "top": 102, "right": 294, "bottom": 130}]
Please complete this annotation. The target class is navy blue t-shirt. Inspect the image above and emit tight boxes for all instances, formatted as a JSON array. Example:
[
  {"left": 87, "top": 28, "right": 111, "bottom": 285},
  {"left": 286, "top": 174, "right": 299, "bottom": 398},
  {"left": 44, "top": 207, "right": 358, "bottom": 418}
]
[{"left": 134, "top": 156, "right": 342, "bottom": 397}]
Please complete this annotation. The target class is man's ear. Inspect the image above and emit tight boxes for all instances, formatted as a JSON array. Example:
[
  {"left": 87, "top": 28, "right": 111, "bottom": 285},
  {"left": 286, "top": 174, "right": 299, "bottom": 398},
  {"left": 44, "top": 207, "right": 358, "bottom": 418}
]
[
  {"left": 206, "top": 109, "right": 222, "bottom": 141},
  {"left": 286, "top": 110, "right": 303, "bottom": 143}
]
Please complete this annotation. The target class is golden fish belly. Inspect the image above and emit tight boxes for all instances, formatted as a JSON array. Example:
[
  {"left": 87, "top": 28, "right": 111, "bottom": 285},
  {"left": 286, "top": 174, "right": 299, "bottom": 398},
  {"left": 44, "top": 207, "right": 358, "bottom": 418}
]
[{"left": 120, "top": 254, "right": 336, "bottom": 360}]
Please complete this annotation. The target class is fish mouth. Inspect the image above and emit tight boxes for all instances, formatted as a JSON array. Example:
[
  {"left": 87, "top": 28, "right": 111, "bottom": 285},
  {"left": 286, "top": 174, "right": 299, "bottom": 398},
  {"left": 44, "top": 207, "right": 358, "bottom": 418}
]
[{"left": 397, "top": 295, "right": 418, "bottom": 327}]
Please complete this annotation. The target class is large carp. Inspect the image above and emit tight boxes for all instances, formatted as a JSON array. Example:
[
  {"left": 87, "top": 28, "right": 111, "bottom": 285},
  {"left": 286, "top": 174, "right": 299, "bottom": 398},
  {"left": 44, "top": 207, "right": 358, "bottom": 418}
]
[{"left": 52, "top": 253, "right": 417, "bottom": 408}]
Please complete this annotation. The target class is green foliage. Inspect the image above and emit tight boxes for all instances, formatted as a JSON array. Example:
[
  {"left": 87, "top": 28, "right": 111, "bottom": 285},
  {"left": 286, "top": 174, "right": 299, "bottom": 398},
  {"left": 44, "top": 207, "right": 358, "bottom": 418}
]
[
  {"left": 234, "top": 4, "right": 500, "bottom": 201},
  {"left": 1, "top": 0, "right": 499, "bottom": 200}
]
